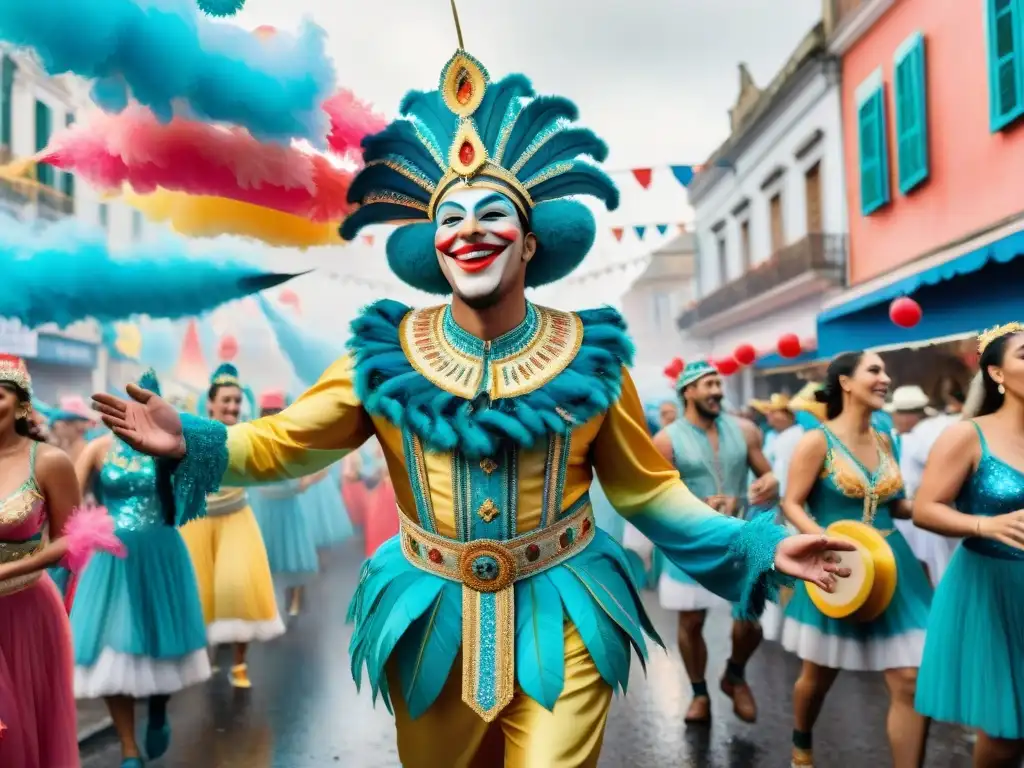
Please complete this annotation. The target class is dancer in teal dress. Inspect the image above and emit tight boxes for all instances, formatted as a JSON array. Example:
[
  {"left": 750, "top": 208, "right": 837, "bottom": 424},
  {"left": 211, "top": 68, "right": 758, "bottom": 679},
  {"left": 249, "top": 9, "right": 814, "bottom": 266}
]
[
  {"left": 913, "top": 323, "right": 1024, "bottom": 765},
  {"left": 250, "top": 391, "right": 318, "bottom": 617},
  {"left": 781, "top": 351, "right": 932, "bottom": 768},
  {"left": 71, "top": 371, "right": 210, "bottom": 768},
  {"left": 303, "top": 465, "right": 354, "bottom": 551},
  {"left": 645, "top": 361, "right": 779, "bottom": 725}
]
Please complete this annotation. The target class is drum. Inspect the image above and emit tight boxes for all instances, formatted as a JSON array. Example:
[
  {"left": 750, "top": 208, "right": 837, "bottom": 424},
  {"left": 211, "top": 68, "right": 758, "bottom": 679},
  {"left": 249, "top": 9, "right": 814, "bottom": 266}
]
[{"left": 806, "top": 519, "right": 897, "bottom": 622}]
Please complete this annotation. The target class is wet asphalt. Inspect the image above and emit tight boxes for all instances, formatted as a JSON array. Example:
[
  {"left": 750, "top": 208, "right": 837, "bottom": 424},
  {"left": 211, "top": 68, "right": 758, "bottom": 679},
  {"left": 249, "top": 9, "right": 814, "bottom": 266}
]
[{"left": 80, "top": 539, "right": 973, "bottom": 767}]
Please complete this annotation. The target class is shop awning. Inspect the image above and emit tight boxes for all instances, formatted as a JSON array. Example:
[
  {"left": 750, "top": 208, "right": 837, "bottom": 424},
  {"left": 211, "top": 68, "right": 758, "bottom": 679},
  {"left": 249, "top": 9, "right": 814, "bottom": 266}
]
[
  {"left": 816, "top": 230, "right": 1024, "bottom": 358},
  {"left": 754, "top": 348, "right": 827, "bottom": 371}
]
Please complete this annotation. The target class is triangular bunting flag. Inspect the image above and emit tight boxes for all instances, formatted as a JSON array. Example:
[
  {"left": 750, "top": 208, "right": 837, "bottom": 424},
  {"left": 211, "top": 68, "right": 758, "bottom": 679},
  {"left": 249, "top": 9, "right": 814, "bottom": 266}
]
[
  {"left": 362, "top": 235, "right": 375, "bottom": 246},
  {"left": 656, "top": 224, "right": 669, "bottom": 236},
  {"left": 631, "top": 168, "right": 653, "bottom": 189},
  {"left": 670, "top": 165, "right": 696, "bottom": 188},
  {"left": 633, "top": 225, "right": 647, "bottom": 240},
  {"left": 611, "top": 227, "right": 624, "bottom": 242}
]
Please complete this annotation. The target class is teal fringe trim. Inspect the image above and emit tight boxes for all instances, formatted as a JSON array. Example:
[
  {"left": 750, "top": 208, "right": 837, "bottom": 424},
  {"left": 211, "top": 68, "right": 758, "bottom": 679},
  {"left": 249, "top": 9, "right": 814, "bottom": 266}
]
[
  {"left": 728, "top": 511, "right": 794, "bottom": 621},
  {"left": 347, "top": 300, "right": 636, "bottom": 458},
  {"left": 347, "top": 530, "right": 657, "bottom": 719},
  {"left": 173, "top": 414, "right": 228, "bottom": 526}
]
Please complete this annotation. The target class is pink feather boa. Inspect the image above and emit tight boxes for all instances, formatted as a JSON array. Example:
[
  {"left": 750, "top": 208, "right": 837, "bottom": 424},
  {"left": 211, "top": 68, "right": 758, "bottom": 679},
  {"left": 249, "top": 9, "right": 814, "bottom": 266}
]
[
  {"left": 58, "top": 506, "right": 126, "bottom": 574},
  {"left": 41, "top": 88, "right": 385, "bottom": 224}
]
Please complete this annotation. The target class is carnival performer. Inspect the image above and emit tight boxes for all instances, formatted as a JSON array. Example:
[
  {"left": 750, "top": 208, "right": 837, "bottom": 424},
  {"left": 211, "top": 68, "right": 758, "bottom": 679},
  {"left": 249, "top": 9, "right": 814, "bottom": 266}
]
[
  {"left": 631, "top": 361, "right": 779, "bottom": 725},
  {"left": 92, "top": 16, "right": 854, "bottom": 765},
  {"left": 251, "top": 390, "right": 319, "bottom": 617},
  {"left": 0, "top": 355, "right": 121, "bottom": 767},
  {"left": 71, "top": 370, "right": 210, "bottom": 768},
  {"left": 780, "top": 351, "right": 933, "bottom": 768},
  {"left": 913, "top": 324, "right": 1024, "bottom": 766},
  {"left": 887, "top": 385, "right": 961, "bottom": 586},
  {"left": 179, "top": 364, "right": 283, "bottom": 689}
]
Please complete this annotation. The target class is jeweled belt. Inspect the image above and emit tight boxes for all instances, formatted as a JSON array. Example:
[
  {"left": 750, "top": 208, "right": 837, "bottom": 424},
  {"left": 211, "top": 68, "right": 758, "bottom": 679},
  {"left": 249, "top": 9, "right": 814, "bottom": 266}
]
[
  {"left": 399, "top": 499, "right": 596, "bottom": 722},
  {"left": 0, "top": 539, "right": 44, "bottom": 596},
  {"left": 205, "top": 487, "right": 249, "bottom": 517}
]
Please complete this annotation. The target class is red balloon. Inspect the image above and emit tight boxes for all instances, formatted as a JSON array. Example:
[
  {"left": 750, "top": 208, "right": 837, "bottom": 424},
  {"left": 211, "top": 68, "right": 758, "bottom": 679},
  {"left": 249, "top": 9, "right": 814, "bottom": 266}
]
[
  {"left": 734, "top": 344, "right": 756, "bottom": 367},
  {"left": 218, "top": 334, "right": 238, "bottom": 362},
  {"left": 889, "top": 297, "right": 922, "bottom": 328},
  {"left": 777, "top": 334, "right": 802, "bottom": 359},
  {"left": 715, "top": 357, "right": 739, "bottom": 376},
  {"left": 663, "top": 357, "right": 685, "bottom": 381}
]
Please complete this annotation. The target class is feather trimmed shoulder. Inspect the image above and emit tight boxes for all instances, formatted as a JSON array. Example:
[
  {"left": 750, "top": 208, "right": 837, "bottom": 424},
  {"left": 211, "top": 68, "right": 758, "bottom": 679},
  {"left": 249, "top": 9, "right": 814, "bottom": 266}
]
[{"left": 347, "top": 299, "right": 635, "bottom": 458}]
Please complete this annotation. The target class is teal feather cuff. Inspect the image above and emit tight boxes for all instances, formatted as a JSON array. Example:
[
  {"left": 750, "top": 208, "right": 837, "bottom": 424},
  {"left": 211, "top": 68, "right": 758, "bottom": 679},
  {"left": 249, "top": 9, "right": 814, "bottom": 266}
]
[
  {"left": 173, "top": 414, "right": 228, "bottom": 526},
  {"left": 728, "top": 511, "right": 794, "bottom": 621}
]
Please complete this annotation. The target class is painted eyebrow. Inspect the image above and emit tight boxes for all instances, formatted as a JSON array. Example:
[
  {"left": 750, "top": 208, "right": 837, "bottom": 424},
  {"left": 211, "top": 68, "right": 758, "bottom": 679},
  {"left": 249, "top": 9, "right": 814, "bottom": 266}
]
[
  {"left": 436, "top": 201, "right": 467, "bottom": 216},
  {"left": 474, "top": 193, "right": 516, "bottom": 214}
]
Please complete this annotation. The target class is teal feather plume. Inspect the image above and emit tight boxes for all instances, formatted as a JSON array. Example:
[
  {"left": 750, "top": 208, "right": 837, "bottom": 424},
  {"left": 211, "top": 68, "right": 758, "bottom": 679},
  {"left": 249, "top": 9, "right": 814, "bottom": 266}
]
[
  {"left": 398, "top": 90, "right": 457, "bottom": 151},
  {"left": 514, "top": 574, "right": 566, "bottom": 711},
  {"left": 368, "top": 577, "right": 446, "bottom": 684},
  {"left": 502, "top": 96, "right": 579, "bottom": 169},
  {"left": 351, "top": 569, "right": 424, "bottom": 701},
  {"left": 564, "top": 561, "right": 648, "bottom": 667},
  {"left": 516, "top": 128, "right": 609, "bottom": 183},
  {"left": 476, "top": 74, "right": 533, "bottom": 151},
  {"left": 138, "top": 368, "right": 160, "bottom": 396},
  {"left": 527, "top": 161, "right": 619, "bottom": 210},
  {"left": 547, "top": 567, "right": 631, "bottom": 693},
  {"left": 394, "top": 582, "right": 462, "bottom": 719}
]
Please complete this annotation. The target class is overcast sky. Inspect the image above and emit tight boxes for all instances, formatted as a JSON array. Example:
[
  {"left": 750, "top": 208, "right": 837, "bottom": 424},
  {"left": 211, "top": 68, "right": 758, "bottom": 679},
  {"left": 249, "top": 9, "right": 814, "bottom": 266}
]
[{"left": 179, "top": 1, "right": 825, "bottom": 390}]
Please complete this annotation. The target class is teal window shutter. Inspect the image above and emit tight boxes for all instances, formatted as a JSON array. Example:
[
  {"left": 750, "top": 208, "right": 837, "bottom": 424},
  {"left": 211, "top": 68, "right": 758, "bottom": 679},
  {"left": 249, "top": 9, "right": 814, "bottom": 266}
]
[
  {"left": 0, "top": 56, "right": 14, "bottom": 149},
  {"left": 987, "top": 0, "right": 1024, "bottom": 131},
  {"left": 857, "top": 71, "right": 890, "bottom": 216},
  {"left": 895, "top": 32, "right": 929, "bottom": 194},
  {"left": 34, "top": 100, "right": 53, "bottom": 187},
  {"left": 61, "top": 113, "right": 75, "bottom": 199}
]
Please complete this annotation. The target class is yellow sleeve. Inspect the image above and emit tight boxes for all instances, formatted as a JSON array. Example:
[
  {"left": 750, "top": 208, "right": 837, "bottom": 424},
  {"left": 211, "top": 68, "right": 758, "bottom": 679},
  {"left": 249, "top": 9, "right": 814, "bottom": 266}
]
[
  {"left": 223, "top": 355, "right": 374, "bottom": 484},
  {"left": 590, "top": 368, "right": 789, "bottom": 612}
]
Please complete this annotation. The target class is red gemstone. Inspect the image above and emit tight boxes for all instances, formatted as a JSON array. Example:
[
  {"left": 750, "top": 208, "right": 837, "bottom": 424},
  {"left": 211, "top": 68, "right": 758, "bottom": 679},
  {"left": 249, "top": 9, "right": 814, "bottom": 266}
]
[
  {"left": 525, "top": 544, "right": 540, "bottom": 562},
  {"left": 582, "top": 518, "right": 592, "bottom": 535},
  {"left": 456, "top": 73, "right": 473, "bottom": 105},
  {"left": 458, "top": 140, "right": 475, "bottom": 166},
  {"left": 428, "top": 548, "right": 443, "bottom": 564}
]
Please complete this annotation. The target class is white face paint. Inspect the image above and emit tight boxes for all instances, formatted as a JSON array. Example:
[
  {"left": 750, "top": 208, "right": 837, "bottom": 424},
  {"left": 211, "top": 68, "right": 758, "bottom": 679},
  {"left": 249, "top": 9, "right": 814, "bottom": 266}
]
[{"left": 434, "top": 187, "right": 526, "bottom": 303}]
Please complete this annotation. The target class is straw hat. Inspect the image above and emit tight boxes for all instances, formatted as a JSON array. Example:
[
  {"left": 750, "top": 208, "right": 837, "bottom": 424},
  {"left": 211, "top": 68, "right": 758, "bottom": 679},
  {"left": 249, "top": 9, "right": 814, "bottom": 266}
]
[
  {"left": 883, "top": 385, "right": 937, "bottom": 416},
  {"left": 749, "top": 393, "right": 792, "bottom": 415},
  {"left": 788, "top": 382, "right": 827, "bottom": 422}
]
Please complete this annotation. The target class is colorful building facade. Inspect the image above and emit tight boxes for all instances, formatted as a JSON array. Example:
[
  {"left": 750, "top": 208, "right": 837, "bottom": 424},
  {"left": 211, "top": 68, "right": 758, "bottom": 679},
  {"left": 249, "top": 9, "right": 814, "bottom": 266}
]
[{"left": 818, "top": 0, "right": 1024, "bottom": 357}]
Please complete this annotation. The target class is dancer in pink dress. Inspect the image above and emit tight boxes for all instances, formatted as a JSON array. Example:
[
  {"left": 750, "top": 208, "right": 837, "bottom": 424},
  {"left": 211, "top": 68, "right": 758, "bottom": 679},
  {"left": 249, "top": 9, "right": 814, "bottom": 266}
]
[
  {"left": 361, "top": 441, "right": 398, "bottom": 558},
  {"left": 0, "top": 355, "right": 97, "bottom": 767},
  {"left": 340, "top": 452, "right": 368, "bottom": 529}
]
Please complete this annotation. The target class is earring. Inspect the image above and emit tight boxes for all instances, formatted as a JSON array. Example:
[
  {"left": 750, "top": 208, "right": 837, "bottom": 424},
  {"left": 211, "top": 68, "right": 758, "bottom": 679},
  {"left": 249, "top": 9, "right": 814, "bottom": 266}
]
[
  {"left": 15, "top": 409, "right": 27, "bottom": 420},
  {"left": 999, "top": 384, "right": 1006, "bottom": 395}
]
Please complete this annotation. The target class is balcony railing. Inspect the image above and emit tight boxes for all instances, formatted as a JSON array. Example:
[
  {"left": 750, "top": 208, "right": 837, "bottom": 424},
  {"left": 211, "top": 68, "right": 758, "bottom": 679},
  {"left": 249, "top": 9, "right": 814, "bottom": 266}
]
[{"left": 676, "top": 233, "right": 847, "bottom": 330}]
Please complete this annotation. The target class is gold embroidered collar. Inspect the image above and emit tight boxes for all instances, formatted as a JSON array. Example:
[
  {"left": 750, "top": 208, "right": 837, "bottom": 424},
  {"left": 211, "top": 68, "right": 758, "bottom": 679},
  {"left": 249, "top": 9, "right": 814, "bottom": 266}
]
[{"left": 399, "top": 303, "right": 583, "bottom": 400}]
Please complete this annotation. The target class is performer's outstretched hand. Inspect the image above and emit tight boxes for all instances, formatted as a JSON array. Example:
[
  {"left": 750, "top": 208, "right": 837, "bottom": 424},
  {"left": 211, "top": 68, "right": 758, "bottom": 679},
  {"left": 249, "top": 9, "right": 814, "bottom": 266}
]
[
  {"left": 774, "top": 534, "right": 855, "bottom": 592},
  {"left": 92, "top": 384, "right": 185, "bottom": 459}
]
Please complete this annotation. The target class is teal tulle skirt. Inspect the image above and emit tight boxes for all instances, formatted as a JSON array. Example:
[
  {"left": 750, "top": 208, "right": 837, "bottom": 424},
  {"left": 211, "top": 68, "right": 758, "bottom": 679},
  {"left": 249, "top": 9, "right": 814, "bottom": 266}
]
[
  {"left": 70, "top": 525, "right": 210, "bottom": 698},
  {"left": 781, "top": 530, "right": 932, "bottom": 671},
  {"left": 916, "top": 544, "right": 1024, "bottom": 738},
  {"left": 348, "top": 528, "right": 661, "bottom": 719},
  {"left": 305, "top": 470, "right": 353, "bottom": 549},
  {"left": 252, "top": 488, "right": 319, "bottom": 584}
]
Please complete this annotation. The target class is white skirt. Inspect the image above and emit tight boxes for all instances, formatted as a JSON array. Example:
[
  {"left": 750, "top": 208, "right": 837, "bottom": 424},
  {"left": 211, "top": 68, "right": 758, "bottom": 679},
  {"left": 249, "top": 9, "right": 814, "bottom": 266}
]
[
  {"left": 780, "top": 621, "right": 926, "bottom": 672},
  {"left": 207, "top": 615, "right": 286, "bottom": 646},
  {"left": 657, "top": 573, "right": 727, "bottom": 612},
  {"left": 893, "top": 519, "right": 960, "bottom": 587},
  {"left": 74, "top": 648, "right": 212, "bottom": 699}
]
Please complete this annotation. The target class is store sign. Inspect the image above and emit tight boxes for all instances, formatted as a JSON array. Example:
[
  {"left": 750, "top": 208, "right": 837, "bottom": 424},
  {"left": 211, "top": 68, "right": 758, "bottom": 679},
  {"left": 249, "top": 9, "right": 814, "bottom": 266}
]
[
  {"left": 33, "top": 334, "right": 98, "bottom": 368},
  {"left": 0, "top": 318, "right": 39, "bottom": 357}
]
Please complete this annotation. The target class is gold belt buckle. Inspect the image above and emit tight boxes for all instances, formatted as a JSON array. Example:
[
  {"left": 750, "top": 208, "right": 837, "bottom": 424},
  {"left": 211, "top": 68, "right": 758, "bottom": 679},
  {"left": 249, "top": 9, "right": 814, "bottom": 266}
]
[{"left": 458, "top": 541, "right": 518, "bottom": 593}]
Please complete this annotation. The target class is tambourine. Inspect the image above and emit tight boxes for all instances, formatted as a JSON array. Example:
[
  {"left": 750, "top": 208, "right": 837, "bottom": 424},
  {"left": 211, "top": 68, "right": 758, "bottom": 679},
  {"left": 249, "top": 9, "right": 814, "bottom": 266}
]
[{"left": 806, "top": 520, "right": 897, "bottom": 622}]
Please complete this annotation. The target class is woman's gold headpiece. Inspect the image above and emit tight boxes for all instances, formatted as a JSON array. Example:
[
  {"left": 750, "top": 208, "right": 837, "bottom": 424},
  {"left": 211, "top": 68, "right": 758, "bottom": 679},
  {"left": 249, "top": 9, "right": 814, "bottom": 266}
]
[{"left": 978, "top": 322, "right": 1024, "bottom": 355}]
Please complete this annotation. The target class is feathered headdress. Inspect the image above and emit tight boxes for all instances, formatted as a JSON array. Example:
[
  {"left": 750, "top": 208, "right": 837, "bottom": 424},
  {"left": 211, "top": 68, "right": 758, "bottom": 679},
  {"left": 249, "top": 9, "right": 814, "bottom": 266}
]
[
  {"left": 0, "top": 354, "right": 31, "bottom": 397},
  {"left": 210, "top": 363, "right": 240, "bottom": 388},
  {"left": 339, "top": 2, "right": 618, "bottom": 293}
]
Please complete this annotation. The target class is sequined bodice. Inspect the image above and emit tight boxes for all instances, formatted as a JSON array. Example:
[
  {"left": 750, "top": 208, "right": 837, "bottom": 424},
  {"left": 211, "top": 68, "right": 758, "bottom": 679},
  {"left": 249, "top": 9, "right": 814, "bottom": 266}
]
[
  {"left": 98, "top": 441, "right": 165, "bottom": 532},
  {"left": 0, "top": 442, "right": 45, "bottom": 541},
  {"left": 959, "top": 423, "right": 1024, "bottom": 560},
  {"left": 809, "top": 426, "right": 904, "bottom": 530}
]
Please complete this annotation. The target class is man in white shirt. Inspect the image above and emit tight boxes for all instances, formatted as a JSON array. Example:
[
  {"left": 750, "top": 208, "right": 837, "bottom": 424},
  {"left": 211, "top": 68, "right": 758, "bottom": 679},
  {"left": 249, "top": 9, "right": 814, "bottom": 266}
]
[{"left": 887, "top": 385, "right": 961, "bottom": 585}]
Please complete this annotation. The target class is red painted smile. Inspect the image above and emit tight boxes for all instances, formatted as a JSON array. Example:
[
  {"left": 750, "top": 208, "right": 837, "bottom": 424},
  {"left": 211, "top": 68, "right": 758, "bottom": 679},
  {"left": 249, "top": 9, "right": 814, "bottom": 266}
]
[{"left": 444, "top": 242, "right": 507, "bottom": 273}]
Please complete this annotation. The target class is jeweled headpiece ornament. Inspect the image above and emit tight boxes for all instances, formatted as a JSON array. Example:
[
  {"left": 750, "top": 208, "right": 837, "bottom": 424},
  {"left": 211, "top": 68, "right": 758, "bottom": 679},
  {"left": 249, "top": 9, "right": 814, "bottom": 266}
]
[
  {"left": 339, "top": 0, "right": 619, "bottom": 294},
  {"left": 210, "top": 362, "right": 241, "bottom": 388},
  {"left": 0, "top": 354, "right": 32, "bottom": 397},
  {"left": 978, "top": 322, "right": 1024, "bottom": 355}
]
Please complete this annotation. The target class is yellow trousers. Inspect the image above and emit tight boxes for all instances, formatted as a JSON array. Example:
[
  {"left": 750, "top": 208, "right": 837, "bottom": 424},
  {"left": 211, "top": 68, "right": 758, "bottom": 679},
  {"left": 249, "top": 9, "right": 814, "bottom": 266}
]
[{"left": 390, "top": 623, "right": 613, "bottom": 768}]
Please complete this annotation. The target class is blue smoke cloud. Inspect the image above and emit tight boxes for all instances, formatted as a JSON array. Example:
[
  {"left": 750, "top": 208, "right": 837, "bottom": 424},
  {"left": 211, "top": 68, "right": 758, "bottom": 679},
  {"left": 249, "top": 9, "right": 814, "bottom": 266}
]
[
  {"left": 256, "top": 295, "right": 343, "bottom": 387},
  {"left": 1, "top": 215, "right": 301, "bottom": 328},
  {"left": 0, "top": 0, "right": 333, "bottom": 144}
]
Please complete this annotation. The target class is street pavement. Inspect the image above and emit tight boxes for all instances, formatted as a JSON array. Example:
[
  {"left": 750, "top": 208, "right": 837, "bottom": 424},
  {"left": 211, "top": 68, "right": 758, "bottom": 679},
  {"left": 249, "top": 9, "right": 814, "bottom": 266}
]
[{"left": 81, "top": 539, "right": 973, "bottom": 767}]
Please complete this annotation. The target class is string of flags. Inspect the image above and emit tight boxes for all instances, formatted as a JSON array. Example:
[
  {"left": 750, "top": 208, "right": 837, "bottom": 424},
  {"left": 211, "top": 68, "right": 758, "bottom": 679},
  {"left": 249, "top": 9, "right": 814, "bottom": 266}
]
[
  {"left": 611, "top": 222, "right": 692, "bottom": 242},
  {"left": 605, "top": 164, "right": 706, "bottom": 189}
]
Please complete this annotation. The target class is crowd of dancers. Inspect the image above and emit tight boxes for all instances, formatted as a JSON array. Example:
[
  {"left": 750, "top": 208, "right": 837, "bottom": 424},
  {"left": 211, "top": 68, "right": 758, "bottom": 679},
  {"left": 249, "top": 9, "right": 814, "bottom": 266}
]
[{"left": 0, "top": 356, "right": 401, "bottom": 767}]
